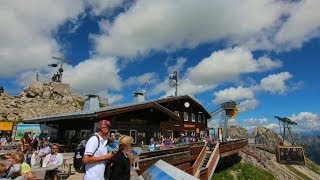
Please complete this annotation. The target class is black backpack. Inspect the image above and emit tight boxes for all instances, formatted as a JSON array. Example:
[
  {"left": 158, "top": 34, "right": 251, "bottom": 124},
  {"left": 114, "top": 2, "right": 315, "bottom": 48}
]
[{"left": 73, "top": 135, "right": 100, "bottom": 173}]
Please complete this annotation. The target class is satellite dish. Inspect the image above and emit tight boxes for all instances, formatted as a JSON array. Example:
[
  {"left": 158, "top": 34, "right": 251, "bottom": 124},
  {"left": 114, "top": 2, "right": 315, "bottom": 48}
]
[
  {"left": 184, "top": 102, "right": 190, "bottom": 108},
  {"left": 169, "top": 79, "right": 175, "bottom": 87}
]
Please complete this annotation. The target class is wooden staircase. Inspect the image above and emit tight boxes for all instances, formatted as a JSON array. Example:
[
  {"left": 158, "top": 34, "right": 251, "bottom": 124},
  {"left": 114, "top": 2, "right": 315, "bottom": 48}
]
[
  {"left": 186, "top": 142, "right": 220, "bottom": 180},
  {"left": 199, "top": 151, "right": 213, "bottom": 169}
]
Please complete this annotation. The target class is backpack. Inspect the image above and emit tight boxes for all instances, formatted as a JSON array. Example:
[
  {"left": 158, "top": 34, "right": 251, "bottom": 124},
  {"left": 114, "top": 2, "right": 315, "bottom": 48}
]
[{"left": 73, "top": 135, "right": 100, "bottom": 173}]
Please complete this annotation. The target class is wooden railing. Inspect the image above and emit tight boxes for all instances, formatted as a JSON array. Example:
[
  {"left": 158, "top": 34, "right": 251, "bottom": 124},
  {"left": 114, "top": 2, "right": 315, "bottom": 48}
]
[
  {"left": 219, "top": 139, "right": 248, "bottom": 157},
  {"left": 196, "top": 142, "right": 220, "bottom": 179},
  {"left": 206, "top": 143, "right": 220, "bottom": 179},
  {"left": 134, "top": 140, "right": 248, "bottom": 177},
  {"left": 137, "top": 142, "right": 205, "bottom": 174},
  {"left": 186, "top": 142, "right": 207, "bottom": 175}
]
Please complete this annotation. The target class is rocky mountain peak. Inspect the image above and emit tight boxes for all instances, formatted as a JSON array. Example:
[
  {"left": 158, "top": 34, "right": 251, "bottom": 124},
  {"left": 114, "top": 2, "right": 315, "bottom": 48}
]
[
  {"left": 227, "top": 125, "right": 248, "bottom": 139},
  {"left": 0, "top": 82, "right": 84, "bottom": 121}
]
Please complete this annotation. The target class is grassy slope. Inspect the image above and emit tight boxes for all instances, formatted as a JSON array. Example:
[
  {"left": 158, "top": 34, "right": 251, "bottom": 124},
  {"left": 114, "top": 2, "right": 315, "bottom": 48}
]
[
  {"left": 212, "top": 162, "right": 275, "bottom": 180},
  {"left": 306, "top": 158, "right": 320, "bottom": 175}
]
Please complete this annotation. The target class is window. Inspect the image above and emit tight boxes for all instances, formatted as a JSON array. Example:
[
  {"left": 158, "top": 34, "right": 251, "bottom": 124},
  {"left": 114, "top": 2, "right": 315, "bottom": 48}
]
[
  {"left": 184, "top": 112, "right": 188, "bottom": 121},
  {"left": 175, "top": 111, "right": 180, "bottom": 116},
  {"left": 198, "top": 114, "right": 201, "bottom": 122},
  {"left": 202, "top": 116, "right": 206, "bottom": 123},
  {"left": 130, "top": 130, "right": 137, "bottom": 144},
  {"left": 191, "top": 113, "right": 195, "bottom": 122}
]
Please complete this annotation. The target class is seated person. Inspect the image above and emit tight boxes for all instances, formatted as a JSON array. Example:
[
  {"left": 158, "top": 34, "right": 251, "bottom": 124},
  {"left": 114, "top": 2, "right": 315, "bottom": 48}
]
[
  {"left": 22, "top": 143, "right": 33, "bottom": 165},
  {"left": 156, "top": 139, "right": 165, "bottom": 150},
  {"left": 36, "top": 140, "right": 51, "bottom": 166},
  {"left": 149, "top": 138, "right": 156, "bottom": 151},
  {"left": 6, "top": 152, "right": 33, "bottom": 180},
  {"left": 30, "top": 150, "right": 41, "bottom": 168},
  {"left": 42, "top": 144, "right": 63, "bottom": 180}
]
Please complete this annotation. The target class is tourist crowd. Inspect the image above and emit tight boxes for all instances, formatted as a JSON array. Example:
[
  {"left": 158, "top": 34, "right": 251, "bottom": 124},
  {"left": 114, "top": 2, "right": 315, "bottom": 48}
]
[{"left": 0, "top": 130, "right": 63, "bottom": 180}]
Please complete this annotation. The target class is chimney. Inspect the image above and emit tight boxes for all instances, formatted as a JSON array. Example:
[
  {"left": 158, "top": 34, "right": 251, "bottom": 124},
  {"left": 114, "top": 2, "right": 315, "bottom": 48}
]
[
  {"left": 133, "top": 91, "right": 145, "bottom": 103},
  {"left": 83, "top": 94, "right": 100, "bottom": 111}
]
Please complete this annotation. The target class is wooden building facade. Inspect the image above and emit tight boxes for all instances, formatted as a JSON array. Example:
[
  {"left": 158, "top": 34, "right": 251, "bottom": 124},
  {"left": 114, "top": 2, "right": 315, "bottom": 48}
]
[{"left": 24, "top": 95, "right": 211, "bottom": 146}]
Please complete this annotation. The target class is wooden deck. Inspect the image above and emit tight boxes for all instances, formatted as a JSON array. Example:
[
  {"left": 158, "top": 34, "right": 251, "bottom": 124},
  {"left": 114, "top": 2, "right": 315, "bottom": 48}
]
[{"left": 134, "top": 139, "right": 248, "bottom": 179}]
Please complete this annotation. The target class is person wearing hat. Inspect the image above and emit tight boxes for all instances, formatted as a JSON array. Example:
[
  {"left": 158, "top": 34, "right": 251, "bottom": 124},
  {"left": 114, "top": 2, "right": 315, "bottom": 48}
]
[{"left": 82, "top": 120, "right": 114, "bottom": 180}]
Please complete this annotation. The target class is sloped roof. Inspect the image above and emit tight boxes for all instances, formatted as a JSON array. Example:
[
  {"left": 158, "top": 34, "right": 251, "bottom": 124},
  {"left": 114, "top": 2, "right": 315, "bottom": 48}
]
[
  {"left": 23, "top": 95, "right": 210, "bottom": 123},
  {"left": 24, "top": 110, "right": 96, "bottom": 123}
]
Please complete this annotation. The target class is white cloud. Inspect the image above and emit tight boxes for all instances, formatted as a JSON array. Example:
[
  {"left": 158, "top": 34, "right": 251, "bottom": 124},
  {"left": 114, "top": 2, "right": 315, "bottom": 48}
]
[
  {"left": 186, "top": 47, "right": 282, "bottom": 85},
  {"left": 264, "top": 123, "right": 280, "bottom": 132},
  {"left": 171, "top": 79, "right": 215, "bottom": 97},
  {"left": 259, "top": 72, "right": 292, "bottom": 94},
  {"left": 213, "top": 86, "right": 254, "bottom": 104},
  {"left": 290, "top": 112, "right": 319, "bottom": 123},
  {"left": 63, "top": 57, "right": 122, "bottom": 93},
  {"left": 242, "top": 117, "right": 272, "bottom": 132},
  {"left": 84, "top": 0, "right": 125, "bottom": 16},
  {"left": 125, "top": 72, "right": 157, "bottom": 86},
  {"left": 228, "top": 118, "right": 237, "bottom": 126},
  {"left": 274, "top": 0, "right": 320, "bottom": 50},
  {"left": 245, "top": 118, "right": 268, "bottom": 126},
  {"left": 96, "top": 90, "right": 123, "bottom": 105},
  {"left": 0, "top": 1, "right": 85, "bottom": 76},
  {"left": 167, "top": 57, "right": 187, "bottom": 74},
  {"left": 93, "top": 0, "right": 287, "bottom": 57},
  {"left": 289, "top": 112, "right": 320, "bottom": 132},
  {"left": 238, "top": 99, "right": 260, "bottom": 112},
  {"left": 212, "top": 71, "right": 294, "bottom": 112},
  {"left": 151, "top": 78, "right": 215, "bottom": 97}
]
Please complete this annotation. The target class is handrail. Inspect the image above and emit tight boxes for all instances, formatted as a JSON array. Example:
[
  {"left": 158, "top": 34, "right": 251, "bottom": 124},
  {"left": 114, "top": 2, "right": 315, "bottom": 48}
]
[
  {"left": 190, "top": 142, "right": 207, "bottom": 175},
  {"left": 139, "top": 146, "right": 189, "bottom": 159},
  {"left": 206, "top": 143, "right": 220, "bottom": 179},
  {"left": 139, "top": 151, "right": 189, "bottom": 162},
  {"left": 219, "top": 139, "right": 248, "bottom": 153},
  {"left": 195, "top": 142, "right": 220, "bottom": 178}
]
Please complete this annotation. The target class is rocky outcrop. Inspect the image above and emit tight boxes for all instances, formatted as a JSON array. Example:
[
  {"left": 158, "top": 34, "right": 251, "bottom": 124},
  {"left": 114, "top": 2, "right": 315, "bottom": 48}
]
[
  {"left": 0, "top": 82, "right": 84, "bottom": 121},
  {"left": 251, "top": 126, "right": 283, "bottom": 152},
  {"left": 227, "top": 125, "right": 248, "bottom": 139}
]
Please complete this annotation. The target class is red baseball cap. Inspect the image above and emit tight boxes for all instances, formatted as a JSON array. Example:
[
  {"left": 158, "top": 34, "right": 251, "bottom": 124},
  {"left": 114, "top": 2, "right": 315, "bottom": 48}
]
[{"left": 98, "top": 120, "right": 111, "bottom": 129}]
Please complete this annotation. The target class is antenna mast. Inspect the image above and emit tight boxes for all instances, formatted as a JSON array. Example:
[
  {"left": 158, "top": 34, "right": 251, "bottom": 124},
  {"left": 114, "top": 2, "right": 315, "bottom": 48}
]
[
  {"left": 169, "top": 70, "right": 178, "bottom": 96},
  {"left": 50, "top": 56, "right": 70, "bottom": 83}
]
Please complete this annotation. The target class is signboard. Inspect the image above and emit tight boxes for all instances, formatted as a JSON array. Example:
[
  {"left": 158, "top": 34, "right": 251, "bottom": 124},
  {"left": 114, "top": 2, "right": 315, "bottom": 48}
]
[
  {"left": 15, "top": 124, "right": 41, "bottom": 141},
  {"left": 14, "top": 124, "right": 58, "bottom": 141},
  {"left": 0, "top": 122, "right": 13, "bottom": 131},
  {"left": 184, "top": 124, "right": 195, "bottom": 128}
]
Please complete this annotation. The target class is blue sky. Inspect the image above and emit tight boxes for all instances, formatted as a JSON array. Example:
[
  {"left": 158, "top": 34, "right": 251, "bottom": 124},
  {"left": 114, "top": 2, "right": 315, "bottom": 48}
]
[{"left": 1, "top": 0, "right": 319, "bottom": 134}]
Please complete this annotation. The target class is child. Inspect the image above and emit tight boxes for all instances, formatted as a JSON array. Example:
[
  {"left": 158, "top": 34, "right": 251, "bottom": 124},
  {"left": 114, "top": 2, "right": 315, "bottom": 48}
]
[{"left": 6, "top": 152, "right": 33, "bottom": 180}]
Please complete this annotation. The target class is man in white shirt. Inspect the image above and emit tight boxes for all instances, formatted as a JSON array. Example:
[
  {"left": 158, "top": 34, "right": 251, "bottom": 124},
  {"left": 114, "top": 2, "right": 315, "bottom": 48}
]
[
  {"left": 42, "top": 144, "right": 63, "bottom": 180},
  {"left": 82, "top": 120, "right": 114, "bottom": 180},
  {"left": 30, "top": 140, "right": 51, "bottom": 168}
]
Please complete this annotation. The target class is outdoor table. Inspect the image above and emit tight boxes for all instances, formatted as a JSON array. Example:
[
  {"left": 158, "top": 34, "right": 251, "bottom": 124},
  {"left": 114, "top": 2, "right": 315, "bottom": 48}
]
[
  {"left": 31, "top": 166, "right": 57, "bottom": 180},
  {"left": 0, "top": 145, "right": 17, "bottom": 151}
]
